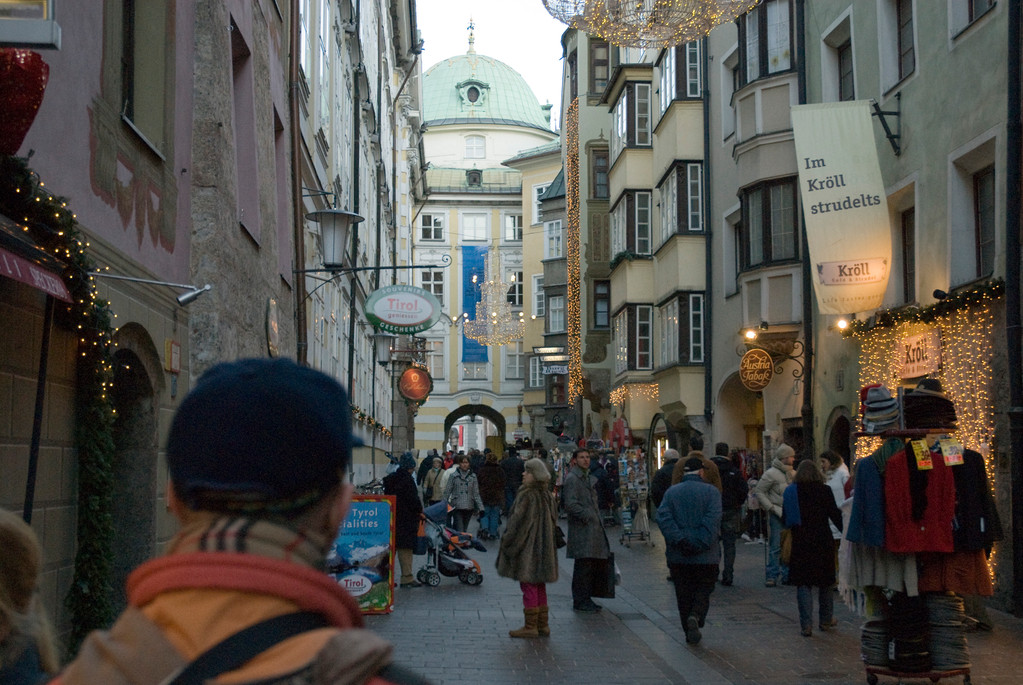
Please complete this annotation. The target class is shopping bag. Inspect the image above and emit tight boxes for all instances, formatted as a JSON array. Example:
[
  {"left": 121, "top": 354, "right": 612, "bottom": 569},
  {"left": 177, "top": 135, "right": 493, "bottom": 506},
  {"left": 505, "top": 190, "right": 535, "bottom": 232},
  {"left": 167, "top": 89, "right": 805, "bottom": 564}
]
[
  {"left": 591, "top": 553, "right": 616, "bottom": 598},
  {"left": 554, "top": 524, "right": 567, "bottom": 549},
  {"left": 780, "top": 528, "right": 792, "bottom": 565},
  {"left": 413, "top": 518, "right": 427, "bottom": 555}
]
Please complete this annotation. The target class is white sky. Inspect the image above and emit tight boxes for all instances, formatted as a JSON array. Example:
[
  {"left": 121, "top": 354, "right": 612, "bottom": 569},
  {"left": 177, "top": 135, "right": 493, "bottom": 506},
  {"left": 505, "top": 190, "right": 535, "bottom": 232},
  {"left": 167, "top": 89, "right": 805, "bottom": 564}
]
[{"left": 415, "top": 0, "right": 568, "bottom": 128}]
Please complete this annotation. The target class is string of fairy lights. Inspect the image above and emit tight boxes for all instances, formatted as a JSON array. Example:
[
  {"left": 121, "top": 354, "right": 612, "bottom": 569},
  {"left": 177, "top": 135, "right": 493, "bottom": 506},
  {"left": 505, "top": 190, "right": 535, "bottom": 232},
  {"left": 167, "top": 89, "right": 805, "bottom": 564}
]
[
  {"left": 565, "top": 99, "right": 583, "bottom": 405},
  {"left": 610, "top": 382, "right": 660, "bottom": 410},
  {"left": 848, "top": 280, "right": 1002, "bottom": 575}
]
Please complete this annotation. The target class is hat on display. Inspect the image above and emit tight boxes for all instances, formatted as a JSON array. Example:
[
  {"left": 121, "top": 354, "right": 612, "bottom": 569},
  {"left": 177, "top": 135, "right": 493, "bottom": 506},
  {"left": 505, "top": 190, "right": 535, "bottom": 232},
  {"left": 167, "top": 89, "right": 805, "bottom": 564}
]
[
  {"left": 861, "top": 384, "right": 901, "bottom": 433},
  {"left": 682, "top": 456, "right": 705, "bottom": 473},
  {"left": 904, "top": 378, "right": 957, "bottom": 429}
]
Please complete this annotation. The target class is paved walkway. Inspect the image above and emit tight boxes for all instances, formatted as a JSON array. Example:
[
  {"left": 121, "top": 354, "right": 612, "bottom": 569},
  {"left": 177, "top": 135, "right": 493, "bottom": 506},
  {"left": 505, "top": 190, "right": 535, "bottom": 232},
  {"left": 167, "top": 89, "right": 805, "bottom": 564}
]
[{"left": 366, "top": 521, "right": 1023, "bottom": 684}]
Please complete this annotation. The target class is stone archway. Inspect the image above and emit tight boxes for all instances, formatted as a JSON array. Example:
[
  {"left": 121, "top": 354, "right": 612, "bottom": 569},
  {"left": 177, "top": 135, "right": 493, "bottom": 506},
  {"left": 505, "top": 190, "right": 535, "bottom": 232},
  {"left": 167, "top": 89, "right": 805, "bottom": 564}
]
[
  {"left": 443, "top": 404, "right": 507, "bottom": 452},
  {"left": 824, "top": 406, "right": 853, "bottom": 466},
  {"left": 108, "top": 323, "right": 164, "bottom": 610}
]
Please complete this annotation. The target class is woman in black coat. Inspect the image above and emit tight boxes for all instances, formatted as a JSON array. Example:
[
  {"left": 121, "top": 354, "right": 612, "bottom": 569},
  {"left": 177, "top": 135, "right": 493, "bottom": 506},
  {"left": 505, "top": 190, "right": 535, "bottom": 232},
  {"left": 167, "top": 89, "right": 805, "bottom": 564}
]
[
  {"left": 383, "top": 453, "right": 424, "bottom": 588},
  {"left": 783, "top": 459, "right": 842, "bottom": 637}
]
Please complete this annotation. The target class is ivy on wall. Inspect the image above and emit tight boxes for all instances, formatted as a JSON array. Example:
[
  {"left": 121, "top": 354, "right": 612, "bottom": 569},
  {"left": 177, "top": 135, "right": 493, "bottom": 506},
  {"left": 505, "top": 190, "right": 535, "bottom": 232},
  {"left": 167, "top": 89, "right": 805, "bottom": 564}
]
[{"left": 0, "top": 155, "right": 116, "bottom": 653}]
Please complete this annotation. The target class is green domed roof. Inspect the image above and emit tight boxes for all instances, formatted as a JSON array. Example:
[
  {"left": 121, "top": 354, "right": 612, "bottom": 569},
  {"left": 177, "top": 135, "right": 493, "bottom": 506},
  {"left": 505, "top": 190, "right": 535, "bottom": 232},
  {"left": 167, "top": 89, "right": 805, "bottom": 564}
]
[{"left": 423, "top": 50, "right": 553, "bottom": 132}]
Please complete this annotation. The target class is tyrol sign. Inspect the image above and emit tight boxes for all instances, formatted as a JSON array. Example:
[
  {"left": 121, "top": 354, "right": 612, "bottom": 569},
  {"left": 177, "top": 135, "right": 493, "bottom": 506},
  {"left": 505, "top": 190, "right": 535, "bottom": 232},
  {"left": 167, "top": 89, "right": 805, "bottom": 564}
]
[{"left": 365, "top": 285, "right": 442, "bottom": 334}]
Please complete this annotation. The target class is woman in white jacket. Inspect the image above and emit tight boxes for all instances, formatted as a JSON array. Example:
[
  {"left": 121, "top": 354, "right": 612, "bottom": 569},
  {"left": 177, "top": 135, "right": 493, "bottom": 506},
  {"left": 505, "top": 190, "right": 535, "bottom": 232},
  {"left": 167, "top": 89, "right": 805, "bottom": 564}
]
[{"left": 755, "top": 444, "right": 796, "bottom": 586}]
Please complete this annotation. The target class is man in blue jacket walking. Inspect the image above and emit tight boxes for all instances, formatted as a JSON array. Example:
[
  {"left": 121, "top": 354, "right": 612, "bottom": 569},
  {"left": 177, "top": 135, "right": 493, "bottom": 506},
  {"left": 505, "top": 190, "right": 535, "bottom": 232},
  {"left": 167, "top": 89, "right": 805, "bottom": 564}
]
[{"left": 657, "top": 456, "right": 722, "bottom": 645}]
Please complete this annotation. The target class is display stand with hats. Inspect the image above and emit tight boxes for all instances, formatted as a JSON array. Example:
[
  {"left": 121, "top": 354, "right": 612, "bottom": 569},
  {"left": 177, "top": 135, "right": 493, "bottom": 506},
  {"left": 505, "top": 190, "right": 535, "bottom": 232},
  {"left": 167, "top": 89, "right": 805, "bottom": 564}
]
[{"left": 846, "top": 379, "right": 990, "bottom": 685}]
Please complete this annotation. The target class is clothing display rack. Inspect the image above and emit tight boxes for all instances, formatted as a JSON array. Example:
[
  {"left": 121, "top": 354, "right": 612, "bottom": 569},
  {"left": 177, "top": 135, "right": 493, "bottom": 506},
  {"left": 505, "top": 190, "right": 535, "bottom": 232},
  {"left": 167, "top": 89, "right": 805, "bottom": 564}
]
[{"left": 618, "top": 449, "right": 653, "bottom": 547}]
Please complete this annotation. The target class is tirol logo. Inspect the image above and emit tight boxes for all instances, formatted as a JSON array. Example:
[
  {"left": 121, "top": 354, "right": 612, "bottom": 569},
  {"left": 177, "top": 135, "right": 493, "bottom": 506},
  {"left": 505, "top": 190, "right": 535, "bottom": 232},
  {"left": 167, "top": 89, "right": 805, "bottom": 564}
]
[
  {"left": 817, "top": 258, "right": 887, "bottom": 285},
  {"left": 338, "top": 573, "right": 373, "bottom": 596},
  {"left": 739, "top": 348, "right": 774, "bottom": 392},
  {"left": 365, "top": 285, "right": 442, "bottom": 334}
]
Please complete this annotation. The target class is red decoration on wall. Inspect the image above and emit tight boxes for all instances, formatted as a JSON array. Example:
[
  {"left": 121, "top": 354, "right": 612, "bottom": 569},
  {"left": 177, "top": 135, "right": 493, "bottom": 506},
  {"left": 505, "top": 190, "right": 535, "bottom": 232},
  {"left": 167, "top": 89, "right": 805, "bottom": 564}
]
[{"left": 0, "top": 49, "right": 49, "bottom": 155}]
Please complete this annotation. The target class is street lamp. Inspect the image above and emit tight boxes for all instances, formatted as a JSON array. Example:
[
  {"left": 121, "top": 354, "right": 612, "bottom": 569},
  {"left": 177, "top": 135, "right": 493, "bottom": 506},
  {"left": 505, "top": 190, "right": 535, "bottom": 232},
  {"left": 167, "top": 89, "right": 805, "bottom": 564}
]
[
  {"left": 305, "top": 207, "right": 364, "bottom": 270},
  {"left": 372, "top": 330, "right": 397, "bottom": 366}
]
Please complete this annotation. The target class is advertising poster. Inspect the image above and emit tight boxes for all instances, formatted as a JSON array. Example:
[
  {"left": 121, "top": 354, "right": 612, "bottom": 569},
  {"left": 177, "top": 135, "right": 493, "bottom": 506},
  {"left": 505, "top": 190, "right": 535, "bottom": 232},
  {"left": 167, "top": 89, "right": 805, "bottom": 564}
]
[
  {"left": 791, "top": 101, "right": 892, "bottom": 315},
  {"left": 327, "top": 495, "right": 395, "bottom": 614}
]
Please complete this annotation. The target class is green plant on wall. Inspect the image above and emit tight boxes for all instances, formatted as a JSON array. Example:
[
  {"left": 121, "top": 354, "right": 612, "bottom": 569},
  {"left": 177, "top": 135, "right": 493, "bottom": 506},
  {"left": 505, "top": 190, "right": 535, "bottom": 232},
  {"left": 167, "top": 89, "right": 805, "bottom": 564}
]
[{"left": 0, "top": 155, "right": 116, "bottom": 654}]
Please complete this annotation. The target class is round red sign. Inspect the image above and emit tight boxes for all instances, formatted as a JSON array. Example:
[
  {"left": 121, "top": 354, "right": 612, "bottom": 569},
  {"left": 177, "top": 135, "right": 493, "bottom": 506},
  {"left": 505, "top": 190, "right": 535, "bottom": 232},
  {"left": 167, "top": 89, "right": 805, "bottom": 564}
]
[
  {"left": 739, "top": 348, "right": 774, "bottom": 392},
  {"left": 398, "top": 367, "right": 433, "bottom": 403}
]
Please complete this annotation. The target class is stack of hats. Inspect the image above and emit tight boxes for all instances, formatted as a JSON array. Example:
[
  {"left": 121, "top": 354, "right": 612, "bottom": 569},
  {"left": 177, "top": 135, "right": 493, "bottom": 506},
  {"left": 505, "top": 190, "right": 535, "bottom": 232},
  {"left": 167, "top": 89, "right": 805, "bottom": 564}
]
[
  {"left": 861, "top": 384, "right": 900, "bottom": 434},
  {"left": 926, "top": 593, "right": 971, "bottom": 672},
  {"left": 903, "top": 378, "right": 957, "bottom": 430}
]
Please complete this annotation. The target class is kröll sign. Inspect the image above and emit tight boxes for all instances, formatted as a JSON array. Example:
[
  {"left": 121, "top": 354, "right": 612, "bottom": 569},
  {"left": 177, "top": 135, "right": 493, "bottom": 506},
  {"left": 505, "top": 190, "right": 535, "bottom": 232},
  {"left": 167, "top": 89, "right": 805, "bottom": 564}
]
[
  {"left": 365, "top": 285, "right": 442, "bottom": 334},
  {"left": 739, "top": 348, "right": 774, "bottom": 392}
]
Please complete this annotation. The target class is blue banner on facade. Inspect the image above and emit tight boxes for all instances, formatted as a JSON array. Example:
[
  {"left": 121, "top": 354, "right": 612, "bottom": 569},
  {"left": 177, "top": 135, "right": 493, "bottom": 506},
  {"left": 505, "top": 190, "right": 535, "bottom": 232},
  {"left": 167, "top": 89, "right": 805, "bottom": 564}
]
[{"left": 462, "top": 245, "right": 488, "bottom": 363}]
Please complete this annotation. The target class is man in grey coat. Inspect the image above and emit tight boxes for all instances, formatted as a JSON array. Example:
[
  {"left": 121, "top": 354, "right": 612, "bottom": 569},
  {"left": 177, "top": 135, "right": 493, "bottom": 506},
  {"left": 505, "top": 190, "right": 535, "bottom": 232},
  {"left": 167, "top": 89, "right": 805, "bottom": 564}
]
[
  {"left": 563, "top": 448, "right": 610, "bottom": 612},
  {"left": 657, "top": 457, "right": 722, "bottom": 645}
]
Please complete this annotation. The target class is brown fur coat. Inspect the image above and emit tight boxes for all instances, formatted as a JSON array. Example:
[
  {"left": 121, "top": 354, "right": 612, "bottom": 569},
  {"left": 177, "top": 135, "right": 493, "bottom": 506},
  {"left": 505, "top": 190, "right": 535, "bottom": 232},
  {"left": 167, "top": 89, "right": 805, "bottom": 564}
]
[{"left": 496, "top": 481, "right": 559, "bottom": 584}]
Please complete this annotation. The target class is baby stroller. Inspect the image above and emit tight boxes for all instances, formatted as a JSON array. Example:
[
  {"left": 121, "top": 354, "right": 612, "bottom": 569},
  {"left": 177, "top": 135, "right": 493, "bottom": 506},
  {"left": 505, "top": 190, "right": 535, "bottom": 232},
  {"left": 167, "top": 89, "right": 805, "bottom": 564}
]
[{"left": 416, "top": 501, "right": 486, "bottom": 587}]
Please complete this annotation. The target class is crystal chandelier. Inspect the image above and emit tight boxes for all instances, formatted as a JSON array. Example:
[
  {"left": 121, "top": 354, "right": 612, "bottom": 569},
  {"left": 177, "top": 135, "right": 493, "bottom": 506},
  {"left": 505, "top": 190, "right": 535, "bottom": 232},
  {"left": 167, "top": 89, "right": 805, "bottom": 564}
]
[
  {"left": 463, "top": 254, "right": 525, "bottom": 347},
  {"left": 542, "top": 0, "right": 762, "bottom": 49}
]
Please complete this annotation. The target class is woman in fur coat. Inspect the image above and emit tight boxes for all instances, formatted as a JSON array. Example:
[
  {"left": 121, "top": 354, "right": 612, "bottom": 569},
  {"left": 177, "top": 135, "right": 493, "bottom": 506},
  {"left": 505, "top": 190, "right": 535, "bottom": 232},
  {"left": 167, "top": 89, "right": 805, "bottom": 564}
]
[{"left": 496, "top": 458, "right": 559, "bottom": 638}]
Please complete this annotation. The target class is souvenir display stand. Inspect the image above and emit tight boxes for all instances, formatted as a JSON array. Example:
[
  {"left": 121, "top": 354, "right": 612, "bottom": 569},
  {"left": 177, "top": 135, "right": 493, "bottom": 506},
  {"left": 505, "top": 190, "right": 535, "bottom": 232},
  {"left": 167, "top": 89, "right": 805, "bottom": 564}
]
[
  {"left": 847, "top": 383, "right": 997, "bottom": 685},
  {"left": 618, "top": 449, "right": 653, "bottom": 546}
]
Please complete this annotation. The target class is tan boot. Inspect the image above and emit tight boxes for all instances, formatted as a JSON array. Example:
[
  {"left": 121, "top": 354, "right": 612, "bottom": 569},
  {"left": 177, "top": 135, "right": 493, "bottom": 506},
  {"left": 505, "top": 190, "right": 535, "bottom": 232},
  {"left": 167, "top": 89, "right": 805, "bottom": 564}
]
[
  {"left": 509, "top": 607, "right": 540, "bottom": 638},
  {"left": 536, "top": 605, "right": 550, "bottom": 636}
]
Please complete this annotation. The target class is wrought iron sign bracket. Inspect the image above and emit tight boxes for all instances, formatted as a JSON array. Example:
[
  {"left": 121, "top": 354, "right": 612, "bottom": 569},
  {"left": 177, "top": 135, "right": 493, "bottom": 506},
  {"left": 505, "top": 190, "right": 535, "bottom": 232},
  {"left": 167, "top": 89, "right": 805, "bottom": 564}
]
[
  {"left": 870, "top": 92, "right": 901, "bottom": 156},
  {"left": 736, "top": 338, "right": 806, "bottom": 380}
]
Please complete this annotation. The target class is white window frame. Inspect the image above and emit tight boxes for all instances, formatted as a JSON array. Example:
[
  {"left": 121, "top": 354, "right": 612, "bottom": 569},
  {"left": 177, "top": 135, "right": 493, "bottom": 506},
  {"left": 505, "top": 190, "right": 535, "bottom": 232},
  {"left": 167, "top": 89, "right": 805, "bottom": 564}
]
[
  {"left": 506, "top": 269, "right": 523, "bottom": 308},
  {"left": 612, "top": 93, "right": 627, "bottom": 162},
  {"left": 614, "top": 311, "right": 628, "bottom": 375},
  {"left": 659, "top": 48, "right": 676, "bottom": 114},
  {"left": 504, "top": 341, "right": 525, "bottom": 380},
  {"left": 532, "top": 184, "right": 550, "bottom": 224},
  {"left": 461, "top": 361, "right": 488, "bottom": 381},
  {"left": 465, "top": 134, "right": 485, "bottom": 159},
  {"left": 421, "top": 270, "right": 444, "bottom": 298},
  {"left": 635, "top": 191, "right": 652, "bottom": 254},
  {"left": 685, "top": 41, "right": 702, "bottom": 97},
  {"left": 636, "top": 305, "right": 653, "bottom": 370},
  {"left": 503, "top": 212, "right": 523, "bottom": 242},
  {"left": 548, "top": 295, "right": 566, "bottom": 333},
  {"left": 820, "top": 11, "right": 854, "bottom": 103},
  {"left": 949, "top": 135, "right": 997, "bottom": 286},
  {"left": 660, "top": 169, "right": 677, "bottom": 245},
  {"left": 951, "top": 0, "right": 995, "bottom": 35},
  {"left": 689, "top": 293, "right": 705, "bottom": 363},
  {"left": 659, "top": 299, "right": 679, "bottom": 367},
  {"left": 635, "top": 83, "right": 652, "bottom": 146},
  {"left": 529, "top": 356, "right": 543, "bottom": 388},
  {"left": 544, "top": 219, "right": 564, "bottom": 259},
  {"left": 878, "top": 0, "right": 916, "bottom": 92},
  {"left": 420, "top": 212, "right": 444, "bottom": 241},
  {"left": 533, "top": 274, "right": 545, "bottom": 316},
  {"left": 686, "top": 163, "right": 703, "bottom": 231},
  {"left": 720, "top": 47, "right": 738, "bottom": 141},
  {"left": 425, "top": 337, "right": 445, "bottom": 380},
  {"left": 461, "top": 212, "right": 488, "bottom": 241},
  {"left": 611, "top": 200, "right": 626, "bottom": 257}
]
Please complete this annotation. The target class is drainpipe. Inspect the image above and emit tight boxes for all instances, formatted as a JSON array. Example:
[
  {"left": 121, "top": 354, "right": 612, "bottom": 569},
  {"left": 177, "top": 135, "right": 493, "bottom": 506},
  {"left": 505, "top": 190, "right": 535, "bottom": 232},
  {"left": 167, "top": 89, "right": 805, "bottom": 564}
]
[
  {"left": 796, "top": 0, "right": 815, "bottom": 460},
  {"left": 290, "top": 0, "right": 308, "bottom": 364},
  {"left": 346, "top": 0, "right": 362, "bottom": 483},
  {"left": 1005, "top": 0, "right": 1023, "bottom": 615},
  {"left": 702, "top": 36, "right": 714, "bottom": 427}
]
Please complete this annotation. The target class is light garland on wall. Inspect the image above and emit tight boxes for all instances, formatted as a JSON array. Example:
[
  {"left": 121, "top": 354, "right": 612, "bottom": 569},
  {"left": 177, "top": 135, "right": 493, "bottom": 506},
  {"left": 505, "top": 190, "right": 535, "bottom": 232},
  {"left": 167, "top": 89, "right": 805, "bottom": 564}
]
[
  {"left": 610, "top": 382, "right": 660, "bottom": 409},
  {"left": 542, "top": 0, "right": 762, "bottom": 48},
  {"left": 565, "top": 99, "right": 583, "bottom": 405},
  {"left": 851, "top": 283, "right": 1002, "bottom": 577},
  {"left": 463, "top": 252, "right": 526, "bottom": 346}
]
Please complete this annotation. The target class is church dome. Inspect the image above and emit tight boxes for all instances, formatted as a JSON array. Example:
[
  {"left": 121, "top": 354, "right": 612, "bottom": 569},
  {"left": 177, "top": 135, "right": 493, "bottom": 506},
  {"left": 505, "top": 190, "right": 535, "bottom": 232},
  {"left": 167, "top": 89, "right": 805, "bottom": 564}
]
[{"left": 422, "top": 50, "right": 552, "bottom": 132}]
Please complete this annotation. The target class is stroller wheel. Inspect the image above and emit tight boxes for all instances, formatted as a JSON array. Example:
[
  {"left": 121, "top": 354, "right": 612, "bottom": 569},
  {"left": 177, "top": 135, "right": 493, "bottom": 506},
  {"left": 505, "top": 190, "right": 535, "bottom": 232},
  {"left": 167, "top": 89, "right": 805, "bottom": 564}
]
[
  {"left": 416, "top": 569, "right": 429, "bottom": 584},
  {"left": 427, "top": 572, "right": 441, "bottom": 587},
  {"left": 462, "top": 570, "right": 482, "bottom": 586}
]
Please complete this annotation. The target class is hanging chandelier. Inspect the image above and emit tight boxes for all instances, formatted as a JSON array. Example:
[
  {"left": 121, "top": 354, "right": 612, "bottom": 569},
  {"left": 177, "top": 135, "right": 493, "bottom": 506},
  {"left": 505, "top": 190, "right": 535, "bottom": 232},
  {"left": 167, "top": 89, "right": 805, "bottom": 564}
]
[
  {"left": 463, "top": 254, "right": 525, "bottom": 347},
  {"left": 542, "top": 0, "right": 762, "bottom": 49}
]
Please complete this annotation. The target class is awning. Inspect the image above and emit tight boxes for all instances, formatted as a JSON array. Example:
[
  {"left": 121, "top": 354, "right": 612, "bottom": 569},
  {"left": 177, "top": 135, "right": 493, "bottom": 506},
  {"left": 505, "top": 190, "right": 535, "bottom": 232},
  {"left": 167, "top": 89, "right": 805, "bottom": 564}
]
[{"left": 0, "top": 243, "right": 71, "bottom": 301}]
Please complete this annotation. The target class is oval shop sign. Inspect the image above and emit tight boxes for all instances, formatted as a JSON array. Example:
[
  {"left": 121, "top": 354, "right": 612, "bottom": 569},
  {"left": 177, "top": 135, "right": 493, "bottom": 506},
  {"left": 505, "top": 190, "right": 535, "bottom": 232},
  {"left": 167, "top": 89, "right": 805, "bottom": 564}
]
[{"left": 365, "top": 285, "right": 442, "bottom": 334}]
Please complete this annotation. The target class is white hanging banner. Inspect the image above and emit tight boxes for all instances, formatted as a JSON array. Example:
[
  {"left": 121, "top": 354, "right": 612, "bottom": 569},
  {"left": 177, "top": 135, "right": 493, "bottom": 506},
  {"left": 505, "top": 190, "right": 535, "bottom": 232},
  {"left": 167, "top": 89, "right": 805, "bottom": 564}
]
[{"left": 791, "top": 101, "right": 891, "bottom": 315}]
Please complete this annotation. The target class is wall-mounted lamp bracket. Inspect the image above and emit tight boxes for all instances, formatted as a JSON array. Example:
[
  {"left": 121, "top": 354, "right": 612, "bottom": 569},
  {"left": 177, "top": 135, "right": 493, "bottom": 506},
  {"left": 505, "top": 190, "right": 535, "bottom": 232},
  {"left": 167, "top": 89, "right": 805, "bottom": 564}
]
[
  {"left": 89, "top": 271, "right": 212, "bottom": 306},
  {"left": 295, "top": 255, "right": 452, "bottom": 303},
  {"left": 870, "top": 92, "right": 901, "bottom": 156}
]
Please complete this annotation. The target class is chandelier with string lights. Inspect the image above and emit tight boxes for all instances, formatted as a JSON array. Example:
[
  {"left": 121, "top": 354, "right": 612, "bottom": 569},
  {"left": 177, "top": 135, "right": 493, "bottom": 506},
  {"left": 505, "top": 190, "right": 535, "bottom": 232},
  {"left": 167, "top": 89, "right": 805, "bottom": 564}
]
[
  {"left": 463, "top": 254, "right": 525, "bottom": 347},
  {"left": 542, "top": 0, "right": 762, "bottom": 49}
]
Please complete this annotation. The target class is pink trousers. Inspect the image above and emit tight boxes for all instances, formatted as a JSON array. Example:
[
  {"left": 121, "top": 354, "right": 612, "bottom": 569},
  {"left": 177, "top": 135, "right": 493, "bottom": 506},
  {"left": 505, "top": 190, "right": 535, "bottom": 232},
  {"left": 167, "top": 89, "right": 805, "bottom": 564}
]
[{"left": 520, "top": 582, "right": 548, "bottom": 608}]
